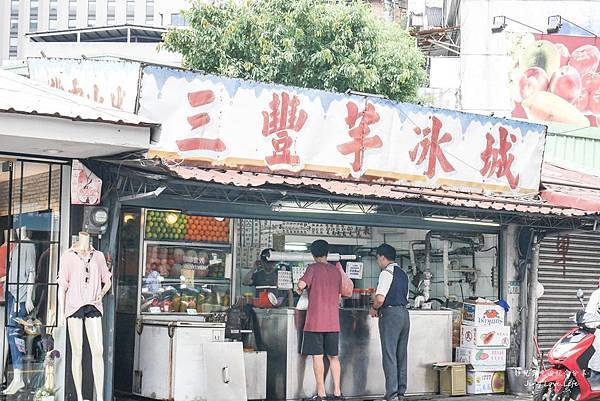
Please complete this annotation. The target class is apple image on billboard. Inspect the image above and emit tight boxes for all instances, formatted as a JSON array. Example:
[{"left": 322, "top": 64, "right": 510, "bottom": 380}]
[
  {"left": 518, "top": 67, "right": 550, "bottom": 100},
  {"left": 549, "top": 66, "right": 582, "bottom": 103}
]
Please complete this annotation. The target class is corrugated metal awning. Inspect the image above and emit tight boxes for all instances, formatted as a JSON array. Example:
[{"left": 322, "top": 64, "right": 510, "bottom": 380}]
[
  {"left": 0, "top": 69, "right": 158, "bottom": 127},
  {"left": 541, "top": 163, "right": 600, "bottom": 212},
  {"left": 166, "top": 164, "right": 593, "bottom": 217}
]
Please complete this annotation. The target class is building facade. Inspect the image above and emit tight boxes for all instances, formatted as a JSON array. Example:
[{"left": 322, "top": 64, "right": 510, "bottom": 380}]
[{"left": 0, "top": 0, "right": 190, "bottom": 61}]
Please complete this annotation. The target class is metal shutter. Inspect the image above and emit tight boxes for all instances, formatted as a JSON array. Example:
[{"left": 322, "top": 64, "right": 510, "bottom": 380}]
[{"left": 537, "top": 231, "right": 600, "bottom": 352}]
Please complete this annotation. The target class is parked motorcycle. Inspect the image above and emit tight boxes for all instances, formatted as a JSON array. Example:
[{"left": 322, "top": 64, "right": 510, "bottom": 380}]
[{"left": 535, "top": 289, "right": 600, "bottom": 401}]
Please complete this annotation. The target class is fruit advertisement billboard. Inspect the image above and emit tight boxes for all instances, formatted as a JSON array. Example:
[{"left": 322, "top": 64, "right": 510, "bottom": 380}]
[{"left": 509, "top": 33, "right": 600, "bottom": 127}]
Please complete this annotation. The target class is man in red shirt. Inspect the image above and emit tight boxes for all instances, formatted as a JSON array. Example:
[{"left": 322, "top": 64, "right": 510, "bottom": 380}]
[{"left": 297, "top": 240, "right": 343, "bottom": 401}]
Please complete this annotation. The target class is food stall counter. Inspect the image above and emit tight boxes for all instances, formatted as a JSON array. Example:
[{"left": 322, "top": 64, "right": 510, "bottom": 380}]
[{"left": 255, "top": 308, "right": 452, "bottom": 400}]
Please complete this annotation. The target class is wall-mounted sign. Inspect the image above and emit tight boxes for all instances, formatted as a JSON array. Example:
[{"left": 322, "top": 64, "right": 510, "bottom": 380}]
[
  {"left": 28, "top": 58, "right": 141, "bottom": 113},
  {"left": 277, "top": 270, "right": 293, "bottom": 290},
  {"left": 139, "top": 66, "right": 547, "bottom": 194},
  {"left": 346, "top": 262, "right": 364, "bottom": 280},
  {"left": 71, "top": 160, "right": 102, "bottom": 205},
  {"left": 508, "top": 33, "right": 600, "bottom": 128}
]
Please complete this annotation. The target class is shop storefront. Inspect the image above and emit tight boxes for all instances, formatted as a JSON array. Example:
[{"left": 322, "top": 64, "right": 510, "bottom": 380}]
[
  {"left": 100, "top": 158, "right": 593, "bottom": 401},
  {"left": 90, "top": 60, "right": 592, "bottom": 401},
  {"left": 0, "top": 70, "right": 156, "bottom": 401},
  {"left": 21, "top": 58, "right": 600, "bottom": 401}
]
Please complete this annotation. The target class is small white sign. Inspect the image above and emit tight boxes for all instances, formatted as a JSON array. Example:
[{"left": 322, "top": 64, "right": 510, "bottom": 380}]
[
  {"left": 149, "top": 306, "right": 161, "bottom": 314},
  {"left": 292, "top": 265, "right": 308, "bottom": 284},
  {"left": 346, "top": 262, "right": 364, "bottom": 279},
  {"left": 187, "top": 308, "right": 198, "bottom": 315},
  {"left": 278, "top": 270, "right": 293, "bottom": 290},
  {"left": 508, "top": 280, "right": 520, "bottom": 295}
]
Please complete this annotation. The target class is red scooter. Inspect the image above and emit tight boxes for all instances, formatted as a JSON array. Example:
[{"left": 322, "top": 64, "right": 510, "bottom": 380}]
[{"left": 535, "top": 289, "right": 600, "bottom": 401}]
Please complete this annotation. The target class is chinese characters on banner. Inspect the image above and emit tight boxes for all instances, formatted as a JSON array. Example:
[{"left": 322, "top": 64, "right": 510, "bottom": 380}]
[
  {"left": 28, "top": 58, "right": 140, "bottom": 113},
  {"left": 337, "top": 101, "right": 383, "bottom": 172},
  {"left": 480, "top": 127, "right": 520, "bottom": 189},
  {"left": 138, "top": 66, "right": 547, "bottom": 195},
  {"left": 409, "top": 116, "right": 455, "bottom": 179},
  {"left": 176, "top": 89, "right": 227, "bottom": 153},
  {"left": 262, "top": 92, "right": 308, "bottom": 167}
]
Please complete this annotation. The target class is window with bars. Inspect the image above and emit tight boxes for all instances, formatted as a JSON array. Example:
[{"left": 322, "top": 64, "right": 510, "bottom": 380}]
[
  {"left": 126, "top": 0, "right": 135, "bottom": 23},
  {"left": 0, "top": 160, "right": 65, "bottom": 394},
  {"left": 88, "top": 0, "right": 96, "bottom": 26},
  {"left": 107, "top": 0, "right": 116, "bottom": 24},
  {"left": 29, "top": 0, "right": 39, "bottom": 31},
  {"left": 146, "top": 0, "right": 154, "bottom": 24},
  {"left": 49, "top": 0, "right": 58, "bottom": 30},
  {"left": 68, "top": 0, "right": 77, "bottom": 28}
]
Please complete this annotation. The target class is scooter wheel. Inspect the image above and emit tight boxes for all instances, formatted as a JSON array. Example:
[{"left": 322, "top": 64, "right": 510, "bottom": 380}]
[{"left": 533, "top": 383, "right": 552, "bottom": 401}]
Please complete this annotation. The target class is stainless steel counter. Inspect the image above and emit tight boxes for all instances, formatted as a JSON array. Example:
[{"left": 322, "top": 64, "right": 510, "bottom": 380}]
[{"left": 255, "top": 308, "right": 452, "bottom": 401}]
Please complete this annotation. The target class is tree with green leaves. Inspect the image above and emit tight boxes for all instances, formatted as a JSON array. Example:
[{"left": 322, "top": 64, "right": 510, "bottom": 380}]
[{"left": 163, "top": 0, "right": 427, "bottom": 102}]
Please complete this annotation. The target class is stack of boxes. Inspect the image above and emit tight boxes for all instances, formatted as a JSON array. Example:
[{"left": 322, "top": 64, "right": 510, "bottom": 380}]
[{"left": 455, "top": 300, "right": 509, "bottom": 394}]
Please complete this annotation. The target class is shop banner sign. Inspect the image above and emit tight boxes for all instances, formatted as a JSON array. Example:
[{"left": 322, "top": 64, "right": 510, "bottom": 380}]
[
  {"left": 71, "top": 160, "right": 102, "bottom": 205},
  {"left": 508, "top": 33, "right": 600, "bottom": 127},
  {"left": 28, "top": 58, "right": 141, "bottom": 113},
  {"left": 139, "top": 66, "right": 547, "bottom": 194}
]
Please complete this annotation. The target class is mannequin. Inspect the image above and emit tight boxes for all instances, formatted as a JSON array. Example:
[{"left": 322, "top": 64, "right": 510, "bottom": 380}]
[
  {"left": 3, "top": 227, "right": 36, "bottom": 395},
  {"left": 58, "top": 232, "right": 111, "bottom": 401}
]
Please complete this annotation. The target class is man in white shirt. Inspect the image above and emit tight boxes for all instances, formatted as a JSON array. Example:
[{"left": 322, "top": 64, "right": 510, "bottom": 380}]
[{"left": 370, "top": 244, "right": 410, "bottom": 401}]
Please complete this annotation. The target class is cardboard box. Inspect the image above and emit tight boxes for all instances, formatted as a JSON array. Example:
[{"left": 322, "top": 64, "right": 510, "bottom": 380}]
[
  {"left": 463, "top": 302, "right": 505, "bottom": 326},
  {"left": 455, "top": 347, "right": 506, "bottom": 371},
  {"left": 466, "top": 370, "right": 505, "bottom": 394},
  {"left": 434, "top": 362, "right": 466, "bottom": 396},
  {"left": 460, "top": 325, "right": 510, "bottom": 349}
]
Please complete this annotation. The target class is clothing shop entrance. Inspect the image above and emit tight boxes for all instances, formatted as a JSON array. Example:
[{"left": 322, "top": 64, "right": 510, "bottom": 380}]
[{"left": 0, "top": 157, "right": 65, "bottom": 399}]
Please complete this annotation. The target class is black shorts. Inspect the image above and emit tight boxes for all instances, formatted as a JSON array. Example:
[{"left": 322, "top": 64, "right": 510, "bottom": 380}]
[
  {"left": 301, "top": 332, "right": 339, "bottom": 356},
  {"left": 69, "top": 305, "right": 102, "bottom": 319}
]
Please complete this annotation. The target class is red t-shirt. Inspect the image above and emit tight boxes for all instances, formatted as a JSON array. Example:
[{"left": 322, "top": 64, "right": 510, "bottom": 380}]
[{"left": 300, "top": 262, "right": 342, "bottom": 333}]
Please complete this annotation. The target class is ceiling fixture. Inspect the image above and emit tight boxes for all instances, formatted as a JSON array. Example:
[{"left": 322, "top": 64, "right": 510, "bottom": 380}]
[
  {"left": 271, "top": 201, "right": 376, "bottom": 215},
  {"left": 424, "top": 216, "right": 500, "bottom": 227},
  {"left": 546, "top": 15, "right": 597, "bottom": 36},
  {"left": 284, "top": 243, "right": 308, "bottom": 252},
  {"left": 491, "top": 15, "right": 543, "bottom": 33}
]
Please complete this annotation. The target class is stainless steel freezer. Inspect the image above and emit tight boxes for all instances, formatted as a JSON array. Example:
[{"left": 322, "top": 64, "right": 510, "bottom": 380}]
[
  {"left": 133, "top": 319, "right": 247, "bottom": 401},
  {"left": 255, "top": 308, "right": 453, "bottom": 400}
]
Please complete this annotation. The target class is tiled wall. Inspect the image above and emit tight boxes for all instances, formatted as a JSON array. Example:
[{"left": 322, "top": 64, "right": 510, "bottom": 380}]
[
  {"left": 355, "top": 227, "right": 499, "bottom": 301},
  {"left": 234, "top": 218, "right": 500, "bottom": 302}
]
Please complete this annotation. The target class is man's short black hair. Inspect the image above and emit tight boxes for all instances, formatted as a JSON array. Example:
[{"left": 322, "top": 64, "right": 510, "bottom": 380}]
[
  {"left": 310, "top": 240, "right": 329, "bottom": 258},
  {"left": 376, "top": 243, "right": 396, "bottom": 261},
  {"left": 260, "top": 248, "right": 275, "bottom": 263}
]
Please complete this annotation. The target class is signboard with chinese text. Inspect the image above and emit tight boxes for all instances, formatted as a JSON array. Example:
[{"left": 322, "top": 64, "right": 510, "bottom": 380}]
[
  {"left": 28, "top": 58, "right": 141, "bottom": 113},
  {"left": 139, "top": 66, "right": 547, "bottom": 195}
]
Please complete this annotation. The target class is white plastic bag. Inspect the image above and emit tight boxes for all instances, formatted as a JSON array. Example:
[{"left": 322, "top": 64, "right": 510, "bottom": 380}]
[{"left": 296, "top": 291, "right": 309, "bottom": 310}]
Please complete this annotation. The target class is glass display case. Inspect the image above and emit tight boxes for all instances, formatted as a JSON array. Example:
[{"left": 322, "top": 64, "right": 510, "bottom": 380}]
[{"left": 139, "top": 210, "right": 233, "bottom": 316}]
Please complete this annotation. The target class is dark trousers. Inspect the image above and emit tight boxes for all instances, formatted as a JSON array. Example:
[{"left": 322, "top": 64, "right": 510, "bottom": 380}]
[{"left": 378, "top": 306, "right": 410, "bottom": 400}]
